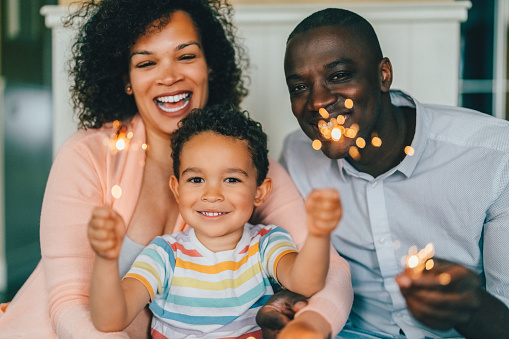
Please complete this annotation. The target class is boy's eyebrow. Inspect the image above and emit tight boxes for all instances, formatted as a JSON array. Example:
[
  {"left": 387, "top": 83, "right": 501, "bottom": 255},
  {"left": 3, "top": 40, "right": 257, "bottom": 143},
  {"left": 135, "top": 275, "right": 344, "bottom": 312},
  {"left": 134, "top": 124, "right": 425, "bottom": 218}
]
[
  {"left": 181, "top": 167, "right": 250, "bottom": 177},
  {"left": 130, "top": 41, "right": 201, "bottom": 58}
]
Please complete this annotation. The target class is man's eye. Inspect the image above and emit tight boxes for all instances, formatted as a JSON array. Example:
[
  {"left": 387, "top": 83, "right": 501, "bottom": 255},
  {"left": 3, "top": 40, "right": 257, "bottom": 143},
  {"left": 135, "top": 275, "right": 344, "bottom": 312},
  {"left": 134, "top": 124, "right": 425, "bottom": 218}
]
[
  {"left": 330, "top": 71, "right": 349, "bottom": 81},
  {"left": 225, "top": 178, "right": 241, "bottom": 183},
  {"left": 188, "top": 177, "right": 204, "bottom": 183},
  {"left": 289, "top": 84, "right": 306, "bottom": 95}
]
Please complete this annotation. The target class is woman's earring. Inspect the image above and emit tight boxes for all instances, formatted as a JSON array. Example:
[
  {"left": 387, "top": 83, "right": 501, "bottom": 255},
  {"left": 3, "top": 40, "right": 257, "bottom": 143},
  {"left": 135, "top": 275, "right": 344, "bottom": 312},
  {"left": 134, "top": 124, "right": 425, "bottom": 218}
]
[{"left": 126, "top": 84, "right": 132, "bottom": 93}]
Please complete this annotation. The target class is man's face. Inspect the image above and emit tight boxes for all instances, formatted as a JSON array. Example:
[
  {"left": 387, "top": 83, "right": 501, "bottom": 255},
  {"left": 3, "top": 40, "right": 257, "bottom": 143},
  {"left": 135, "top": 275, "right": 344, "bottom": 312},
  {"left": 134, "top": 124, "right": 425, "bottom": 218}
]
[{"left": 284, "top": 25, "right": 384, "bottom": 160}]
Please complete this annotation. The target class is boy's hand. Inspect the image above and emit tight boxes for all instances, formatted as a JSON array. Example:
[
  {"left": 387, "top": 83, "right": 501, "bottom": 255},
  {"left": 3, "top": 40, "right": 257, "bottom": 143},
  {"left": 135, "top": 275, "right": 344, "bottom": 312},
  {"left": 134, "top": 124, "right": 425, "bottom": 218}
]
[
  {"left": 305, "top": 189, "right": 342, "bottom": 237},
  {"left": 88, "top": 206, "right": 125, "bottom": 260}
]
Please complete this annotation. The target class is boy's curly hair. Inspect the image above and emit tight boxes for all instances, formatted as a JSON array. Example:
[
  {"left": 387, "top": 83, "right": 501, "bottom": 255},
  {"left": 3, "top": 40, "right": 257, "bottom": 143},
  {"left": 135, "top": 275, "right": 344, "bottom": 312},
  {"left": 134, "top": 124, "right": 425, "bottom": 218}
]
[
  {"left": 66, "top": 0, "right": 249, "bottom": 129},
  {"left": 171, "top": 105, "right": 269, "bottom": 186}
]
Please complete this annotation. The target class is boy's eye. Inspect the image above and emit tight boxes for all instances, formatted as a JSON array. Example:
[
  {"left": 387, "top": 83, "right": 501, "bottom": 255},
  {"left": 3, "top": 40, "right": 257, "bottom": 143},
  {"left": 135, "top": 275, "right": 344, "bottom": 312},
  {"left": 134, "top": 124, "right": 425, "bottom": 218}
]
[
  {"left": 225, "top": 178, "right": 241, "bottom": 183},
  {"left": 188, "top": 177, "right": 204, "bottom": 183}
]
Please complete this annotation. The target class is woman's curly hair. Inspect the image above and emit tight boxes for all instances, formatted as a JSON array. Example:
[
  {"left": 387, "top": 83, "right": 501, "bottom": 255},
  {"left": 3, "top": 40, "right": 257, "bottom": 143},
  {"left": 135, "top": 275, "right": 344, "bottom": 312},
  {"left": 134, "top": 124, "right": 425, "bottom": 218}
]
[
  {"left": 171, "top": 105, "right": 268, "bottom": 186},
  {"left": 65, "top": 0, "right": 249, "bottom": 129}
]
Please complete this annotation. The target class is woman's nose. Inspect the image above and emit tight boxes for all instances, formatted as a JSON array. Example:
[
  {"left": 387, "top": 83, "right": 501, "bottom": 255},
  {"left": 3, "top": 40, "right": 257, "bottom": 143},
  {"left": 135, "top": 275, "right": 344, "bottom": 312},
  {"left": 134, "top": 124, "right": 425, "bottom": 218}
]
[{"left": 157, "top": 62, "right": 183, "bottom": 86}]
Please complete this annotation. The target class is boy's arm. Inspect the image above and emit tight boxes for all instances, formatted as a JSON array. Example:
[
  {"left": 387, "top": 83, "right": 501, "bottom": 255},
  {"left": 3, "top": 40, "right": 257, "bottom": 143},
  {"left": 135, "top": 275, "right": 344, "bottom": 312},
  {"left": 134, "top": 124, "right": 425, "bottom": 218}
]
[
  {"left": 88, "top": 206, "right": 151, "bottom": 332},
  {"left": 276, "top": 189, "right": 341, "bottom": 297}
]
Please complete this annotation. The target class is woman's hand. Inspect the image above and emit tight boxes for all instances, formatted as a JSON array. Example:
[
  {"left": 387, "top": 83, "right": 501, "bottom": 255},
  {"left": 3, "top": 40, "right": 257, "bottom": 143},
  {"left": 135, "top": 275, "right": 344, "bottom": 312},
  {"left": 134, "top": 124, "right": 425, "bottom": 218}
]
[
  {"left": 256, "top": 290, "right": 331, "bottom": 339},
  {"left": 88, "top": 206, "right": 126, "bottom": 260}
]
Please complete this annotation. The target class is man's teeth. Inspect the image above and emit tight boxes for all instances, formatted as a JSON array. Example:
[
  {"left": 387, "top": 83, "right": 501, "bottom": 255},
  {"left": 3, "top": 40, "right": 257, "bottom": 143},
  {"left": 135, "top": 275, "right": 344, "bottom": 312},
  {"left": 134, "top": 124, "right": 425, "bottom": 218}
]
[
  {"left": 157, "top": 93, "right": 190, "bottom": 103},
  {"left": 201, "top": 212, "right": 226, "bottom": 216}
]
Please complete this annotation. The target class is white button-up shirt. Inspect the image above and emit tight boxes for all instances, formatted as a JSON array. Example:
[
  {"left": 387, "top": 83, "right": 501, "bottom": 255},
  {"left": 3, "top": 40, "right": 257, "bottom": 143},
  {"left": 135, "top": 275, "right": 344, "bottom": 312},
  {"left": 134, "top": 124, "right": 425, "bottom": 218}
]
[{"left": 281, "top": 90, "right": 509, "bottom": 338}]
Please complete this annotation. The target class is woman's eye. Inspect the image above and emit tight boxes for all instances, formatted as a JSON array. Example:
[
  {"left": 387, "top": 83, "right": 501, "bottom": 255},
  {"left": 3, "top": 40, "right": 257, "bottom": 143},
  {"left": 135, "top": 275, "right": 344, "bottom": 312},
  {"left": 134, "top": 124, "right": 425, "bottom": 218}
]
[
  {"left": 188, "top": 177, "right": 204, "bottom": 183},
  {"left": 179, "top": 54, "right": 197, "bottom": 61},
  {"left": 225, "top": 178, "right": 241, "bottom": 183},
  {"left": 136, "top": 61, "right": 155, "bottom": 68}
]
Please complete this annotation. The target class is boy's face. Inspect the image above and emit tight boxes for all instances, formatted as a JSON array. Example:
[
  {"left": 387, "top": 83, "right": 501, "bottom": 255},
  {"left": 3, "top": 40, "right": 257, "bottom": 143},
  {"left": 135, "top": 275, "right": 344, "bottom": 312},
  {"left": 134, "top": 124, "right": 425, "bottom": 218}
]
[{"left": 170, "top": 131, "right": 271, "bottom": 252}]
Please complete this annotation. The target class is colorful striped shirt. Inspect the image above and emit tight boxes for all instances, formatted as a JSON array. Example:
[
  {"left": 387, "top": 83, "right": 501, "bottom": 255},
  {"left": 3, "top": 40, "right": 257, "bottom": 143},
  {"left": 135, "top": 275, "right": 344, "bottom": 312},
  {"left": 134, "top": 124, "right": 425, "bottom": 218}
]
[{"left": 125, "top": 223, "right": 297, "bottom": 339}]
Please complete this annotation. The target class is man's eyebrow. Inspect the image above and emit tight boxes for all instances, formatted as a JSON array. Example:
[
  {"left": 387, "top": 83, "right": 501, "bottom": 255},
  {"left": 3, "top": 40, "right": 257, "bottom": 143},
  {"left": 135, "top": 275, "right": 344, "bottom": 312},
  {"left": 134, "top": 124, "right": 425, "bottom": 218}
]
[
  {"left": 324, "top": 58, "right": 354, "bottom": 70},
  {"left": 130, "top": 41, "right": 201, "bottom": 59},
  {"left": 286, "top": 58, "right": 354, "bottom": 82}
]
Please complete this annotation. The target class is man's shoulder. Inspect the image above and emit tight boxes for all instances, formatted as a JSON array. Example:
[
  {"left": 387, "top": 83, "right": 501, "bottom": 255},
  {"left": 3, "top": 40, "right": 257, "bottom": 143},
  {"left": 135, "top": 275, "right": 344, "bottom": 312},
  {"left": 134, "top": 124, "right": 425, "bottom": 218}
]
[{"left": 423, "top": 103, "right": 509, "bottom": 151}]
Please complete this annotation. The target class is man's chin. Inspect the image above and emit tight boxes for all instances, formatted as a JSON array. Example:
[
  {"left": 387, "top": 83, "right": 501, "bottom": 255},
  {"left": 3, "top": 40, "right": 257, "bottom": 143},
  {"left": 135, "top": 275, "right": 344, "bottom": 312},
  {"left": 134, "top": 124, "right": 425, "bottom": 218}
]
[{"left": 320, "top": 142, "right": 350, "bottom": 160}]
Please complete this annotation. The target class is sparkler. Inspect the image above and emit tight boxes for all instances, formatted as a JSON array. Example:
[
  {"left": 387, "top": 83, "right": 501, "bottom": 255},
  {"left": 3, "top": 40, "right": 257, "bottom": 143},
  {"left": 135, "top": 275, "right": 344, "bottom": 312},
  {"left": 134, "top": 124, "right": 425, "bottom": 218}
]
[{"left": 405, "top": 243, "right": 435, "bottom": 277}]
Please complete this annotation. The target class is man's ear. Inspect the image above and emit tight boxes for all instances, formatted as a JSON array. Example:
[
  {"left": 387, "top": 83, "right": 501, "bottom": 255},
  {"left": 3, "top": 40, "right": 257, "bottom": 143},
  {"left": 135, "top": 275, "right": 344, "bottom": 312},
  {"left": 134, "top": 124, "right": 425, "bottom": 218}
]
[
  {"left": 169, "top": 175, "right": 180, "bottom": 203},
  {"left": 254, "top": 178, "right": 273, "bottom": 207},
  {"left": 379, "top": 57, "right": 393, "bottom": 93}
]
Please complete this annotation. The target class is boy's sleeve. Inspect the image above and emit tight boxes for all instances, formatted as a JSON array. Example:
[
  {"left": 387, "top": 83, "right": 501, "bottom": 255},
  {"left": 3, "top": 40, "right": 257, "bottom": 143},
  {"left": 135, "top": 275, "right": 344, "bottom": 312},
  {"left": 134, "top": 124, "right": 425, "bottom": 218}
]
[
  {"left": 258, "top": 226, "right": 298, "bottom": 286},
  {"left": 125, "top": 236, "right": 175, "bottom": 302}
]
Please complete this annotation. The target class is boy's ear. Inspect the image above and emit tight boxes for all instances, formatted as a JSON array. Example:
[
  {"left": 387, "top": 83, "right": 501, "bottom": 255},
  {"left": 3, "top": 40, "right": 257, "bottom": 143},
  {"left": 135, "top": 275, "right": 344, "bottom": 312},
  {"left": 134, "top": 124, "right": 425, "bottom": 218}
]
[
  {"left": 169, "top": 175, "right": 180, "bottom": 203},
  {"left": 254, "top": 178, "right": 273, "bottom": 206}
]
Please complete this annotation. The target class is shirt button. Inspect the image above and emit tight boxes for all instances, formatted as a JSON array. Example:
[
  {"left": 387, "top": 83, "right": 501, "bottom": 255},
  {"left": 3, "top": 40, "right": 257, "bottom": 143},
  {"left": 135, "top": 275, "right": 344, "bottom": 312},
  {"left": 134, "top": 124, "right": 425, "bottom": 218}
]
[
  {"left": 379, "top": 237, "right": 386, "bottom": 244},
  {"left": 371, "top": 181, "right": 378, "bottom": 188}
]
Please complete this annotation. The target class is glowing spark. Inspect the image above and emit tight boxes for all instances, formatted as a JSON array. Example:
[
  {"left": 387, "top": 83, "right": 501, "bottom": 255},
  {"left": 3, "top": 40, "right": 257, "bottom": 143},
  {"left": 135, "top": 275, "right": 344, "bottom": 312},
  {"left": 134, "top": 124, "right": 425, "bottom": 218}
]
[
  {"left": 404, "top": 146, "right": 415, "bottom": 156},
  {"left": 127, "top": 131, "right": 133, "bottom": 139},
  {"left": 337, "top": 115, "right": 346, "bottom": 125},
  {"left": 116, "top": 138, "right": 126, "bottom": 150},
  {"left": 112, "top": 120, "right": 121, "bottom": 130},
  {"left": 331, "top": 128, "right": 342, "bottom": 141},
  {"left": 111, "top": 185, "right": 122, "bottom": 199},
  {"left": 319, "top": 108, "right": 329, "bottom": 119},
  {"left": 318, "top": 120, "right": 327, "bottom": 129},
  {"left": 372, "top": 137, "right": 382, "bottom": 147},
  {"left": 438, "top": 273, "right": 451, "bottom": 285},
  {"left": 142, "top": 143, "right": 148, "bottom": 150},
  {"left": 407, "top": 255, "right": 419, "bottom": 268},
  {"left": 345, "top": 128, "right": 357, "bottom": 139},
  {"left": 312, "top": 139, "right": 322, "bottom": 150},
  {"left": 349, "top": 146, "right": 360, "bottom": 160},
  {"left": 356, "top": 137, "right": 366, "bottom": 148},
  {"left": 344, "top": 99, "right": 353, "bottom": 109},
  {"left": 405, "top": 243, "right": 435, "bottom": 276}
]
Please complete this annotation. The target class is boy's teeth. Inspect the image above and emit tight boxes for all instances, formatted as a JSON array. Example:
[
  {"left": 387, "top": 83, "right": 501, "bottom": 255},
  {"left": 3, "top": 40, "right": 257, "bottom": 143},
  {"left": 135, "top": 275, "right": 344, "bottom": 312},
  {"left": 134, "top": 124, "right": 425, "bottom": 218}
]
[{"left": 202, "top": 212, "right": 225, "bottom": 216}]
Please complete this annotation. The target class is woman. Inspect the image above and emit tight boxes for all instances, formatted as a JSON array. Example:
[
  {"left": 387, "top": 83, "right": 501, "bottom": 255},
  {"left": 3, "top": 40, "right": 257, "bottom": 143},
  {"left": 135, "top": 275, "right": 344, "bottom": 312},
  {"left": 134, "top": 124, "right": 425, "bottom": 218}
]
[{"left": 0, "top": 0, "right": 352, "bottom": 338}]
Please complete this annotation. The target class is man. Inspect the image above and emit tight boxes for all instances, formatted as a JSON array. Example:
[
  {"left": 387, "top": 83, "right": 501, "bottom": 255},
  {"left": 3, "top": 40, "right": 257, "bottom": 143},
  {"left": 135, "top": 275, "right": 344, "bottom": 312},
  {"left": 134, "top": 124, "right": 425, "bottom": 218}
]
[{"left": 258, "top": 7, "right": 509, "bottom": 339}]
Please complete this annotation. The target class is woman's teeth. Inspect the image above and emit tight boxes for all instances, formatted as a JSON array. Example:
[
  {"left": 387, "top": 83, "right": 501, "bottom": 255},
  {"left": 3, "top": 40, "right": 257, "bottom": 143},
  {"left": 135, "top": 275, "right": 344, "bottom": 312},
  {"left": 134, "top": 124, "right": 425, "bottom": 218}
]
[{"left": 156, "top": 93, "right": 190, "bottom": 112}]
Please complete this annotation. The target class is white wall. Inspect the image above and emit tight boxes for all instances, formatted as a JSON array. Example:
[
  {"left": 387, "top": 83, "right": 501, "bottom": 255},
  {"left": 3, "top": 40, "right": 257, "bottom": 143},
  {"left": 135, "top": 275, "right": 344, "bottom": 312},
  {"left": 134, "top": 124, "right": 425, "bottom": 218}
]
[{"left": 42, "top": 1, "right": 471, "bottom": 158}]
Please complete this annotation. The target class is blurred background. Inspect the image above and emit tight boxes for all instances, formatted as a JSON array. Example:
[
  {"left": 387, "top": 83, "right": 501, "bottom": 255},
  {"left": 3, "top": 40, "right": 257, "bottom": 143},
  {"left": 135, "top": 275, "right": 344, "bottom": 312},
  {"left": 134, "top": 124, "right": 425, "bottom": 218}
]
[{"left": 0, "top": 0, "right": 507, "bottom": 302}]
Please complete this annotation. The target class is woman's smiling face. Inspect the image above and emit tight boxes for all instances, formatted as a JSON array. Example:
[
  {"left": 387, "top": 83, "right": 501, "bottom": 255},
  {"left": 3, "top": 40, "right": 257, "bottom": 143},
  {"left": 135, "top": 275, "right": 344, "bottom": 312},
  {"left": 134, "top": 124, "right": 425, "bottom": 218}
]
[{"left": 126, "top": 10, "right": 210, "bottom": 137}]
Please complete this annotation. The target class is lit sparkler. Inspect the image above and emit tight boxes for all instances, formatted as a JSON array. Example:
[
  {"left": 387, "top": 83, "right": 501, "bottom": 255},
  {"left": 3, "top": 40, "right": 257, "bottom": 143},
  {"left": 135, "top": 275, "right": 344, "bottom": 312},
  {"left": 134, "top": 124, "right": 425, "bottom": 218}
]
[{"left": 404, "top": 243, "right": 435, "bottom": 276}]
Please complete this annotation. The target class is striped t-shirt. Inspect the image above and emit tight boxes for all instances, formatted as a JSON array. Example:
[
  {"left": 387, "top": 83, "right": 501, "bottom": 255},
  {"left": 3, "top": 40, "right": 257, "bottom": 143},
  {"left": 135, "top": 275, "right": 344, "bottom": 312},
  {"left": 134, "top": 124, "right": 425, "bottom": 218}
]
[{"left": 125, "top": 223, "right": 297, "bottom": 339}]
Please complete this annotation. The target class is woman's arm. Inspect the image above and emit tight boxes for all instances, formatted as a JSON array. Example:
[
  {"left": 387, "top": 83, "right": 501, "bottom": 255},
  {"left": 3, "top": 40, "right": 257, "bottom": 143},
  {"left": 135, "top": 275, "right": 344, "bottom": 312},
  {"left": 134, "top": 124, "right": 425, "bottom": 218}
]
[
  {"left": 251, "top": 159, "right": 353, "bottom": 337},
  {"left": 40, "top": 133, "right": 132, "bottom": 338}
]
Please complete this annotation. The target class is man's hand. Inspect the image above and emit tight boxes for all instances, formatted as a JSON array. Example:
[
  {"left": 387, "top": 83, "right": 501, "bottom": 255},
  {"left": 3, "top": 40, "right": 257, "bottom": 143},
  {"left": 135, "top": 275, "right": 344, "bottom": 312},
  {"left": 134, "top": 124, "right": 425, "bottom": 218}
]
[
  {"left": 396, "top": 258, "right": 481, "bottom": 330},
  {"left": 305, "top": 189, "right": 342, "bottom": 237},
  {"left": 256, "top": 290, "right": 331, "bottom": 339},
  {"left": 88, "top": 206, "right": 125, "bottom": 260}
]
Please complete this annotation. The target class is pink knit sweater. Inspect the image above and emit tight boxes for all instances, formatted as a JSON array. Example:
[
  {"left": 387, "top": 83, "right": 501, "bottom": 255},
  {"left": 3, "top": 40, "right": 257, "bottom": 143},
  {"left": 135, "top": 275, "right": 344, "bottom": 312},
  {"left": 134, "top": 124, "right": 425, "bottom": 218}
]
[{"left": 0, "top": 115, "right": 352, "bottom": 338}]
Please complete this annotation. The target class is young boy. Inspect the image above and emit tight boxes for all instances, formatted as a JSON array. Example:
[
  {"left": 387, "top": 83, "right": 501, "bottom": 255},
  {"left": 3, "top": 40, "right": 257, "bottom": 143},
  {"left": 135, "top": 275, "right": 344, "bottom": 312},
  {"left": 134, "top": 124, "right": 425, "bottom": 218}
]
[{"left": 88, "top": 105, "right": 342, "bottom": 339}]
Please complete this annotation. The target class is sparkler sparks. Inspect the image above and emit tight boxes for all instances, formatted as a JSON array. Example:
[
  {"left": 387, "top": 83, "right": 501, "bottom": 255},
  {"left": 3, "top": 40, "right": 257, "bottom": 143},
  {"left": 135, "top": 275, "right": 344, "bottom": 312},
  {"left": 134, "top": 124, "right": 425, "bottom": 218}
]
[
  {"left": 111, "top": 185, "right": 122, "bottom": 199},
  {"left": 404, "top": 243, "right": 435, "bottom": 276}
]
